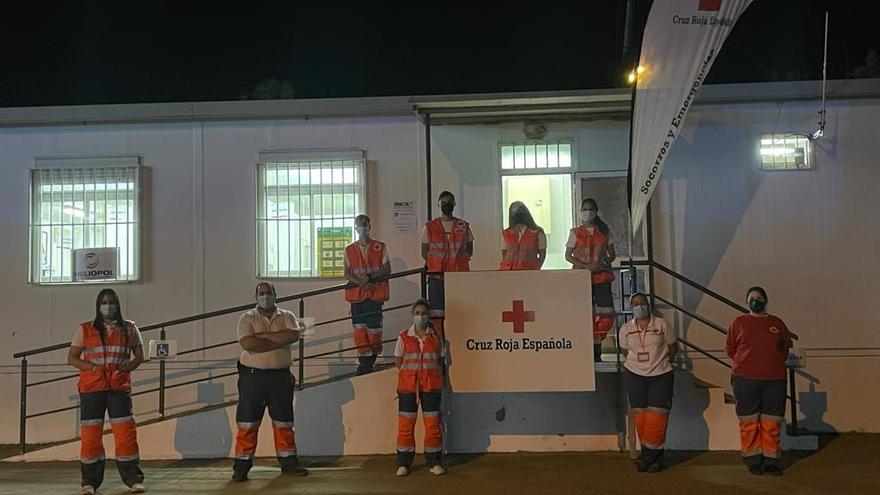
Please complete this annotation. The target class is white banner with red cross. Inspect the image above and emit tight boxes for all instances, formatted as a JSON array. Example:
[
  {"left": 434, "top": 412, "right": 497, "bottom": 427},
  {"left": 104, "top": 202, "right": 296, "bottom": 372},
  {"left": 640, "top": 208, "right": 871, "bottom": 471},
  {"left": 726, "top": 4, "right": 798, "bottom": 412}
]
[{"left": 444, "top": 270, "right": 596, "bottom": 392}]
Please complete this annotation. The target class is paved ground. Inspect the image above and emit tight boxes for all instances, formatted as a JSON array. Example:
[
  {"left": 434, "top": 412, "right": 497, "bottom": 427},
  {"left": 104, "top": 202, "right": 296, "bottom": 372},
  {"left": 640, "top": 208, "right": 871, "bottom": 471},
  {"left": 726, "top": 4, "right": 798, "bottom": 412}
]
[{"left": 1, "top": 434, "right": 878, "bottom": 495}]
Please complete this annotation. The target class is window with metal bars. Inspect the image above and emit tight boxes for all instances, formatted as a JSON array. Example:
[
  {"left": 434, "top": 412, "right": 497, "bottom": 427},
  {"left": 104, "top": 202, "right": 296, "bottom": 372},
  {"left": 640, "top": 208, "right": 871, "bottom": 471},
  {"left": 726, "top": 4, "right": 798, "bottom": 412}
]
[
  {"left": 256, "top": 157, "right": 366, "bottom": 278},
  {"left": 758, "top": 134, "right": 813, "bottom": 170},
  {"left": 29, "top": 160, "right": 141, "bottom": 284}
]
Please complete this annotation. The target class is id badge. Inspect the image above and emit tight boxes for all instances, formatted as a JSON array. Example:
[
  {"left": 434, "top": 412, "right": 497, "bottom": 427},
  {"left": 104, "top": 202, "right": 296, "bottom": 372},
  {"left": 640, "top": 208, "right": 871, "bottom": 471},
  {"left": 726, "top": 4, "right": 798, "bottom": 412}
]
[{"left": 637, "top": 352, "right": 650, "bottom": 363}]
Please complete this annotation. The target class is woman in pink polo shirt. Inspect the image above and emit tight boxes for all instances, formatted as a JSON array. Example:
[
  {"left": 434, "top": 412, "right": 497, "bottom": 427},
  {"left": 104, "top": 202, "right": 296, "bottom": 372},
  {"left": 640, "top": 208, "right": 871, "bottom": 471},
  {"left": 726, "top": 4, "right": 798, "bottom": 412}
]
[{"left": 618, "top": 292, "right": 678, "bottom": 472}]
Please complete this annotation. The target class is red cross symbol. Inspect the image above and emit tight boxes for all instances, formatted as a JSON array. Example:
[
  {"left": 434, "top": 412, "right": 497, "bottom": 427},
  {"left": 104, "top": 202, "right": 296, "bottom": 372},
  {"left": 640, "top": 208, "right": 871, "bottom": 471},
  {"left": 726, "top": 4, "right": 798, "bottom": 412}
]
[{"left": 502, "top": 300, "right": 535, "bottom": 333}]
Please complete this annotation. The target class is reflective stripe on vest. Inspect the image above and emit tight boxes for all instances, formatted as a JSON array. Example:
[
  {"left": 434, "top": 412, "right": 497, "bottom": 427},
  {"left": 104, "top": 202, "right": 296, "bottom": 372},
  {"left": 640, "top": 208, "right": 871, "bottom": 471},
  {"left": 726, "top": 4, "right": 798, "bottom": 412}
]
[
  {"left": 397, "top": 329, "right": 444, "bottom": 392},
  {"left": 425, "top": 218, "right": 471, "bottom": 273},
  {"left": 344, "top": 240, "right": 390, "bottom": 303},
  {"left": 78, "top": 321, "right": 134, "bottom": 393},
  {"left": 570, "top": 225, "right": 615, "bottom": 284},
  {"left": 499, "top": 227, "right": 541, "bottom": 270}
]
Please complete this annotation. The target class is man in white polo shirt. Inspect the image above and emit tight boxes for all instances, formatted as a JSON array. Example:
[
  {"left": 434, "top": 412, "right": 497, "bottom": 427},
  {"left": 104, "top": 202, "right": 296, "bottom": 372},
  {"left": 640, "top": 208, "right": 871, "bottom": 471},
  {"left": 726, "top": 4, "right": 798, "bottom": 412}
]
[{"left": 232, "top": 282, "right": 306, "bottom": 482}]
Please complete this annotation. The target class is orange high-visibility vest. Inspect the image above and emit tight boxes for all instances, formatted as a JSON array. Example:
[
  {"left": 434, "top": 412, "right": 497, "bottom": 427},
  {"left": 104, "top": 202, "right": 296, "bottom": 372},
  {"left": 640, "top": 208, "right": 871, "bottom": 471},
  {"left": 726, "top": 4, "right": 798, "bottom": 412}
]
[
  {"left": 397, "top": 328, "right": 444, "bottom": 393},
  {"left": 571, "top": 225, "right": 615, "bottom": 284},
  {"left": 344, "top": 240, "right": 390, "bottom": 303},
  {"left": 424, "top": 218, "right": 471, "bottom": 274},
  {"left": 499, "top": 227, "right": 541, "bottom": 270},
  {"left": 77, "top": 321, "right": 136, "bottom": 393}
]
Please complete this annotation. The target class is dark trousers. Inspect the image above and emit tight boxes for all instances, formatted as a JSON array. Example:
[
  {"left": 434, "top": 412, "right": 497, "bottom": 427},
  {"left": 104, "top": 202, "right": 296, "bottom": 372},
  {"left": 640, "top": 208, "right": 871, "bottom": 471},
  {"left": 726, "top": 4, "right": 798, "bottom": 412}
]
[
  {"left": 396, "top": 392, "right": 443, "bottom": 467},
  {"left": 79, "top": 391, "right": 144, "bottom": 489},
  {"left": 234, "top": 363, "right": 299, "bottom": 472},
  {"left": 731, "top": 375, "right": 787, "bottom": 467},
  {"left": 624, "top": 370, "right": 674, "bottom": 466}
]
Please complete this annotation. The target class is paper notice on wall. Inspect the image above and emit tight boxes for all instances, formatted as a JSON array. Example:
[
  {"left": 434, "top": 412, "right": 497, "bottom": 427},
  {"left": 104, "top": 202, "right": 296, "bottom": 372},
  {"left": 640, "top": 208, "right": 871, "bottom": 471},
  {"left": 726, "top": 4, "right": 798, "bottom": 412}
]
[{"left": 392, "top": 201, "right": 416, "bottom": 233}]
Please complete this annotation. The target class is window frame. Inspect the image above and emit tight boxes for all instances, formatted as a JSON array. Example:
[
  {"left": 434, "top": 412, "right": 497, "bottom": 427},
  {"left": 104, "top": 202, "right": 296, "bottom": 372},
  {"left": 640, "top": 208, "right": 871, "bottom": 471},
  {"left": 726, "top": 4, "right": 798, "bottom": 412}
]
[
  {"left": 255, "top": 152, "right": 367, "bottom": 280},
  {"left": 28, "top": 156, "right": 143, "bottom": 286},
  {"left": 757, "top": 133, "right": 814, "bottom": 171}
]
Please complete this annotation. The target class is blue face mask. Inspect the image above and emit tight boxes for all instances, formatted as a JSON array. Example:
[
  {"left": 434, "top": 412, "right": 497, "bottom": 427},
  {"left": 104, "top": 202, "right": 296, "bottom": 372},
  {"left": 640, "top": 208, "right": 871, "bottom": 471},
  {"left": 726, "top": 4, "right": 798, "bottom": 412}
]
[
  {"left": 413, "top": 315, "right": 429, "bottom": 328},
  {"left": 632, "top": 305, "right": 650, "bottom": 320},
  {"left": 257, "top": 294, "right": 276, "bottom": 310}
]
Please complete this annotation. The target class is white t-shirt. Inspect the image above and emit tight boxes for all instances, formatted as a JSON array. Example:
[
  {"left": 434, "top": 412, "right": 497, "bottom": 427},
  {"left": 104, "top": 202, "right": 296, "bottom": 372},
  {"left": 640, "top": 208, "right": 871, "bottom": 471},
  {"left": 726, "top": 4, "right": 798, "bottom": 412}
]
[
  {"left": 618, "top": 316, "right": 676, "bottom": 376},
  {"left": 420, "top": 219, "right": 475, "bottom": 244},
  {"left": 71, "top": 321, "right": 144, "bottom": 349},
  {"left": 343, "top": 240, "right": 389, "bottom": 268},
  {"left": 236, "top": 306, "right": 300, "bottom": 370},
  {"left": 566, "top": 225, "right": 615, "bottom": 249},
  {"left": 502, "top": 225, "right": 547, "bottom": 250}
]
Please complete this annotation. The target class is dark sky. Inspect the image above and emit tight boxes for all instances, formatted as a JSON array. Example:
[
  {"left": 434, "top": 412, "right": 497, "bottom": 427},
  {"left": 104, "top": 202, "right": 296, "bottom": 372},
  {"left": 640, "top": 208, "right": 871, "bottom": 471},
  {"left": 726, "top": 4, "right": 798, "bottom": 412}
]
[{"left": 1, "top": 1, "right": 877, "bottom": 107}]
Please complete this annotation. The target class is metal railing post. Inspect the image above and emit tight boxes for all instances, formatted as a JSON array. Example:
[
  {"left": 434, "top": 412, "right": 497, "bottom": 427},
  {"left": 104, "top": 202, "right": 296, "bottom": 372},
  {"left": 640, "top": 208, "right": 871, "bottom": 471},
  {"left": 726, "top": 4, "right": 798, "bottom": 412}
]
[
  {"left": 158, "top": 327, "right": 166, "bottom": 417},
  {"left": 420, "top": 268, "right": 428, "bottom": 300},
  {"left": 788, "top": 367, "right": 799, "bottom": 436},
  {"left": 298, "top": 298, "right": 305, "bottom": 391},
  {"left": 19, "top": 357, "right": 27, "bottom": 454}
]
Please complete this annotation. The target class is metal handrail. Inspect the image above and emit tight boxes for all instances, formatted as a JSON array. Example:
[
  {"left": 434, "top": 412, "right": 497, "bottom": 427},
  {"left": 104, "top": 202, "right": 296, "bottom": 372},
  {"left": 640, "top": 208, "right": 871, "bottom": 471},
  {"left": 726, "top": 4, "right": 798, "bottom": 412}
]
[
  {"left": 15, "top": 266, "right": 428, "bottom": 453},
  {"left": 676, "top": 338, "right": 731, "bottom": 369},
  {"left": 653, "top": 294, "right": 728, "bottom": 335},
  {"left": 648, "top": 260, "right": 798, "bottom": 341},
  {"left": 13, "top": 267, "right": 426, "bottom": 359}
]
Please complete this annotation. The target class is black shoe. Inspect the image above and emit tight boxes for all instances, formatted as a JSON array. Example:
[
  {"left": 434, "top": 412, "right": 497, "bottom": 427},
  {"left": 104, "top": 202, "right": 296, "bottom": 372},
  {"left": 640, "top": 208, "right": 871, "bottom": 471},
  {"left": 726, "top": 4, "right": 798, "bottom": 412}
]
[
  {"left": 356, "top": 356, "right": 373, "bottom": 375},
  {"left": 594, "top": 344, "right": 603, "bottom": 362},
  {"left": 748, "top": 465, "right": 764, "bottom": 476},
  {"left": 763, "top": 465, "right": 782, "bottom": 476},
  {"left": 231, "top": 470, "right": 249, "bottom": 482},
  {"left": 281, "top": 465, "right": 309, "bottom": 477},
  {"left": 635, "top": 460, "right": 648, "bottom": 472},
  {"left": 646, "top": 461, "right": 664, "bottom": 473}
]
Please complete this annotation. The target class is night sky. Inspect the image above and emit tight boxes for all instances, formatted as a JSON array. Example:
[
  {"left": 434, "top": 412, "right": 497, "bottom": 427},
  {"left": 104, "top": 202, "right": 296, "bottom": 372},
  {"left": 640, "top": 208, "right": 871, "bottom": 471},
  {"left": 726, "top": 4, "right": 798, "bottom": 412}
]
[{"left": 1, "top": 0, "right": 877, "bottom": 107}]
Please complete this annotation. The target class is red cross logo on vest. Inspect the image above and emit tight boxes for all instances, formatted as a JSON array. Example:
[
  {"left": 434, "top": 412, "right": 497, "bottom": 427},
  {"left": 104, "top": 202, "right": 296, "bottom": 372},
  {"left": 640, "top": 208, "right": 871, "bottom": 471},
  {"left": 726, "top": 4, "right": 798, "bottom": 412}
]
[{"left": 502, "top": 300, "right": 535, "bottom": 334}]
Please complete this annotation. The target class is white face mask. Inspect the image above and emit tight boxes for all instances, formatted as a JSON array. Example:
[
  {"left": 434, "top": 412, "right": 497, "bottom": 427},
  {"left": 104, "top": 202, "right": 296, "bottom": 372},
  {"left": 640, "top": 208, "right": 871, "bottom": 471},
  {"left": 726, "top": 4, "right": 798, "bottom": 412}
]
[
  {"left": 581, "top": 210, "right": 597, "bottom": 223},
  {"left": 257, "top": 294, "right": 276, "bottom": 310},
  {"left": 99, "top": 304, "right": 117, "bottom": 318},
  {"left": 413, "top": 315, "right": 429, "bottom": 328},
  {"left": 355, "top": 225, "right": 370, "bottom": 238}
]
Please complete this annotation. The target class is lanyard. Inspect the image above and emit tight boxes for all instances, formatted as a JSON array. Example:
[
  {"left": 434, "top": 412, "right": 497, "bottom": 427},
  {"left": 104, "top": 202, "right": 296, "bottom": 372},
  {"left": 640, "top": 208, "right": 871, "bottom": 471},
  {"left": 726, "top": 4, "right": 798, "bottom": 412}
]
[{"left": 635, "top": 320, "right": 651, "bottom": 351}]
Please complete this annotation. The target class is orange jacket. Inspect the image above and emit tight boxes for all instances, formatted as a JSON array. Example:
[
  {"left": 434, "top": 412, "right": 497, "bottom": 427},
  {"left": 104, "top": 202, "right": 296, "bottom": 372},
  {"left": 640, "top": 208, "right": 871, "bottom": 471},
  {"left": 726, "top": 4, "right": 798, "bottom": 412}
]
[
  {"left": 397, "top": 328, "right": 444, "bottom": 393},
  {"left": 344, "top": 240, "right": 390, "bottom": 303},
  {"left": 570, "top": 225, "right": 615, "bottom": 284},
  {"left": 77, "top": 321, "right": 136, "bottom": 393}
]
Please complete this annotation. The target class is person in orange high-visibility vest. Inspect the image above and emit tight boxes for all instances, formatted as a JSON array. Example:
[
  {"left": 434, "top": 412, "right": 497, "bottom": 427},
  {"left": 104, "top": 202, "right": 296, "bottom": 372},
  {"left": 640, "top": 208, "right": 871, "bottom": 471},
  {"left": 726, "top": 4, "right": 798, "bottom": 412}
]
[
  {"left": 344, "top": 214, "right": 391, "bottom": 375},
  {"left": 499, "top": 201, "right": 546, "bottom": 271},
  {"left": 565, "top": 197, "right": 617, "bottom": 362},
  {"left": 393, "top": 299, "right": 447, "bottom": 477},
  {"left": 421, "top": 191, "right": 474, "bottom": 336},
  {"left": 726, "top": 286, "right": 792, "bottom": 476},
  {"left": 619, "top": 292, "right": 678, "bottom": 472},
  {"left": 67, "top": 289, "right": 145, "bottom": 495}
]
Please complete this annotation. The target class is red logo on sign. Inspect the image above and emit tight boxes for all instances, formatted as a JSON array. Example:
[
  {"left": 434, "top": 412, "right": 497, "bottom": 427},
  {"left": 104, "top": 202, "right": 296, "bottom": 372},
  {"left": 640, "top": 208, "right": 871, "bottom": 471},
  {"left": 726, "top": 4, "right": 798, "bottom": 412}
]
[
  {"left": 699, "top": 0, "right": 721, "bottom": 11},
  {"left": 502, "top": 300, "right": 535, "bottom": 334}
]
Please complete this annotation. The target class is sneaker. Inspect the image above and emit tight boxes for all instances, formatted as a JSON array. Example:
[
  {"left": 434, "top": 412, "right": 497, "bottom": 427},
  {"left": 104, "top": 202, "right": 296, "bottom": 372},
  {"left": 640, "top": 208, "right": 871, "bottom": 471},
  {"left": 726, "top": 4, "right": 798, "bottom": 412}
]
[
  {"left": 231, "top": 470, "right": 249, "bottom": 482},
  {"left": 763, "top": 465, "right": 782, "bottom": 476},
  {"left": 281, "top": 465, "right": 309, "bottom": 477},
  {"left": 80, "top": 486, "right": 95, "bottom": 495},
  {"left": 395, "top": 466, "right": 409, "bottom": 477},
  {"left": 748, "top": 464, "right": 764, "bottom": 476},
  {"left": 130, "top": 483, "right": 146, "bottom": 493},
  {"left": 430, "top": 465, "right": 446, "bottom": 476}
]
